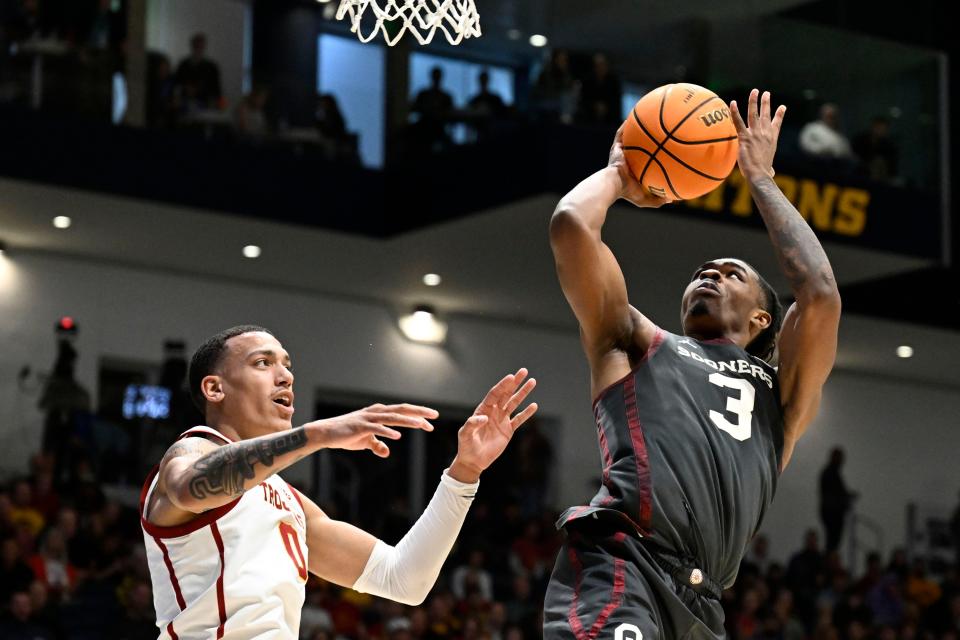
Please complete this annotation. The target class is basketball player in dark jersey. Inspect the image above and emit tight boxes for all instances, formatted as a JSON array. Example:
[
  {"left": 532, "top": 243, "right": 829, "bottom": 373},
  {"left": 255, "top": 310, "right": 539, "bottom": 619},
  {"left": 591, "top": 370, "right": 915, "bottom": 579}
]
[{"left": 543, "top": 89, "right": 841, "bottom": 640}]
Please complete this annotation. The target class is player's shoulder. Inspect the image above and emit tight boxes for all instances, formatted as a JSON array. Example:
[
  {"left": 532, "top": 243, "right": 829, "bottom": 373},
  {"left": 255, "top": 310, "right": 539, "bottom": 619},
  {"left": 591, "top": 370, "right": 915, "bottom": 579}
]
[{"left": 161, "top": 434, "right": 221, "bottom": 464}]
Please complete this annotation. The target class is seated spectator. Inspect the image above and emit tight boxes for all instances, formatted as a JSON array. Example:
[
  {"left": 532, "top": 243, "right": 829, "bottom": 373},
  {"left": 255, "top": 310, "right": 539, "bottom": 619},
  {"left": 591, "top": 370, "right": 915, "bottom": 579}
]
[
  {"left": 313, "top": 93, "right": 358, "bottom": 162},
  {"left": 578, "top": 53, "right": 622, "bottom": 125},
  {"left": 451, "top": 548, "right": 494, "bottom": 602},
  {"left": 9, "top": 480, "right": 44, "bottom": 537},
  {"left": 772, "top": 589, "right": 806, "bottom": 640},
  {"left": 0, "top": 537, "right": 34, "bottom": 602},
  {"left": 799, "top": 103, "right": 854, "bottom": 161},
  {"left": 532, "top": 49, "right": 577, "bottom": 124},
  {"left": 0, "top": 591, "right": 52, "bottom": 640},
  {"left": 852, "top": 116, "right": 899, "bottom": 183},
  {"left": 109, "top": 579, "right": 157, "bottom": 640},
  {"left": 28, "top": 581, "right": 60, "bottom": 638},
  {"left": 235, "top": 86, "right": 271, "bottom": 139},
  {"left": 147, "top": 53, "right": 177, "bottom": 128},
  {"left": 27, "top": 528, "right": 76, "bottom": 600},
  {"left": 905, "top": 558, "right": 942, "bottom": 610},
  {"left": 175, "top": 32, "right": 222, "bottom": 112}
]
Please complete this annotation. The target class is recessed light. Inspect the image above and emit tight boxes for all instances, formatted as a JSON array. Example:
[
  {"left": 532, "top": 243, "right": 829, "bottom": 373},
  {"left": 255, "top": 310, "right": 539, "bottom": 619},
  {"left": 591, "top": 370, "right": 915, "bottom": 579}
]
[
  {"left": 529, "top": 34, "right": 548, "bottom": 47},
  {"left": 896, "top": 345, "right": 913, "bottom": 359},
  {"left": 398, "top": 305, "right": 448, "bottom": 345},
  {"left": 423, "top": 273, "right": 442, "bottom": 287},
  {"left": 53, "top": 216, "right": 72, "bottom": 229},
  {"left": 242, "top": 245, "right": 262, "bottom": 259}
]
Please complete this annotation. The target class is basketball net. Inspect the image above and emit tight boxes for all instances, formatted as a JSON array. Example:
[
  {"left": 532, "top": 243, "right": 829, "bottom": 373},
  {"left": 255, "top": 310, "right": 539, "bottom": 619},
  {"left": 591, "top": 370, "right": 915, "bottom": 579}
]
[{"left": 335, "top": 0, "right": 481, "bottom": 47}]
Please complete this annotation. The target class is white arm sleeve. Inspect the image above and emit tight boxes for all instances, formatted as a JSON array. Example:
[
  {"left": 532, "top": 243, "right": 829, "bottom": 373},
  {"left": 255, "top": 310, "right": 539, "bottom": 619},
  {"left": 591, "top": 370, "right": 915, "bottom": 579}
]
[{"left": 351, "top": 470, "right": 477, "bottom": 606}]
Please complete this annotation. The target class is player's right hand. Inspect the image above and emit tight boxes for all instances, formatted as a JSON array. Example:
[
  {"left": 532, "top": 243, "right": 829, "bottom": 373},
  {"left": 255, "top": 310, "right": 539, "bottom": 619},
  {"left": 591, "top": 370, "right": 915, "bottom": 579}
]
[
  {"left": 608, "top": 124, "right": 672, "bottom": 209},
  {"left": 309, "top": 404, "right": 438, "bottom": 458}
]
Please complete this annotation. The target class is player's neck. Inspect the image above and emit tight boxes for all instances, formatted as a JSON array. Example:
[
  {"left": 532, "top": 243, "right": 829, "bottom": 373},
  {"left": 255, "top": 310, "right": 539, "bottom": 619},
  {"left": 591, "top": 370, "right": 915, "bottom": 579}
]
[
  {"left": 684, "top": 327, "right": 750, "bottom": 349},
  {"left": 201, "top": 418, "right": 242, "bottom": 443}
]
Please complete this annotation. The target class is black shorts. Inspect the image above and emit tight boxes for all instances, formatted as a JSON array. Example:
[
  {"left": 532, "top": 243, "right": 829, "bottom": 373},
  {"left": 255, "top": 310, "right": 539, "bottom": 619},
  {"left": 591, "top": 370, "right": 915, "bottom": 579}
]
[{"left": 543, "top": 518, "right": 726, "bottom": 640}]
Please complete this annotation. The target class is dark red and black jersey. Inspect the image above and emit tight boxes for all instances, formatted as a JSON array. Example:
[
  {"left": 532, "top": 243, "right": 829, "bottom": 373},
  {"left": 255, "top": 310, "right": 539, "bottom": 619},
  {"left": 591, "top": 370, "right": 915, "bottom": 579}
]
[{"left": 558, "top": 328, "right": 784, "bottom": 588}]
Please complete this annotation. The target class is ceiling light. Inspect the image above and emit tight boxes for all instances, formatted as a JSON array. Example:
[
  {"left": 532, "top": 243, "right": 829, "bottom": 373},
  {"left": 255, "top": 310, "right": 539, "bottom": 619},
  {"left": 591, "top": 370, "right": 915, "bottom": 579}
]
[
  {"left": 423, "top": 273, "right": 442, "bottom": 287},
  {"left": 896, "top": 345, "right": 913, "bottom": 359},
  {"left": 242, "top": 245, "right": 262, "bottom": 259},
  {"left": 53, "top": 216, "right": 72, "bottom": 229},
  {"left": 398, "top": 305, "right": 448, "bottom": 345},
  {"left": 529, "top": 34, "right": 548, "bottom": 47}
]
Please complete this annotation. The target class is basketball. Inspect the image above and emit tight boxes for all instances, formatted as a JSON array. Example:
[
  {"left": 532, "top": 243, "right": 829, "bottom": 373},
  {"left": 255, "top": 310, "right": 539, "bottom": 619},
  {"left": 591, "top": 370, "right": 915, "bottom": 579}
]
[{"left": 621, "top": 83, "right": 739, "bottom": 201}]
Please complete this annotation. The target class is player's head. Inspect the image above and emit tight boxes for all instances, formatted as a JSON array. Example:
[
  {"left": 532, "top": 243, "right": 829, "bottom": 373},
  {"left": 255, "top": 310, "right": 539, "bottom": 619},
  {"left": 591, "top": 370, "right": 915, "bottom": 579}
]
[
  {"left": 680, "top": 259, "right": 783, "bottom": 362},
  {"left": 188, "top": 325, "right": 295, "bottom": 436}
]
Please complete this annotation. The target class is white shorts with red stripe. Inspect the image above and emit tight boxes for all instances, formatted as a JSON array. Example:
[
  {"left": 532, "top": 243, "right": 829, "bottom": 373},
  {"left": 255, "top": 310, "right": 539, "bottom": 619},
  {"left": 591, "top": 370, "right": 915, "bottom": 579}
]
[{"left": 140, "top": 426, "right": 308, "bottom": 640}]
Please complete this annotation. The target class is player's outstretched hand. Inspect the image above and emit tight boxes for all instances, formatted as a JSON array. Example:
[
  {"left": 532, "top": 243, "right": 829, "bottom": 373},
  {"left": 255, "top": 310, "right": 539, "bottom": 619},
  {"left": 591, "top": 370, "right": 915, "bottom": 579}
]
[
  {"left": 608, "top": 124, "right": 672, "bottom": 209},
  {"left": 448, "top": 369, "right": 538, "bottom": 483},
  {"left": 312, "top": 403, "right": 438, "bottom": 458},
  {"left": 730, "top": 89, "right": 786, "bottom": 183}
]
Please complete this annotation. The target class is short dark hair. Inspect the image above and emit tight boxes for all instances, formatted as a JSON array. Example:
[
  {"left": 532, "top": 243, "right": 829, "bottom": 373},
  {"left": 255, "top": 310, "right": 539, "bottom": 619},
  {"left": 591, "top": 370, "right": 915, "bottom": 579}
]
[
  {"left": 745, "top": 268, "right": 783, "bottom": 363},
  {"left": 188, "top": 325, "right": 274, "bottom": 415}
]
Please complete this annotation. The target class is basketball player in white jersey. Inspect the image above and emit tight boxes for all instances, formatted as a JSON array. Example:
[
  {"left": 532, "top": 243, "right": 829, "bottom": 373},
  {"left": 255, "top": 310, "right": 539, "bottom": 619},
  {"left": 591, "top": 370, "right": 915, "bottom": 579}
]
[{"left": 140, "top": 325, "right": 538, "bottom": 639}]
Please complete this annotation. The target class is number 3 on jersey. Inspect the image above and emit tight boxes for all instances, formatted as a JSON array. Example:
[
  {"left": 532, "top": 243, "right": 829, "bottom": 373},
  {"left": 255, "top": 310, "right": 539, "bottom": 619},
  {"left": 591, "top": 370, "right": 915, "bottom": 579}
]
[
  {"left": 708, "top": 373, "right": 755, "bottom": 441},
  {"left": 279, "top": 522, "right": 308, "bottom": 581}
]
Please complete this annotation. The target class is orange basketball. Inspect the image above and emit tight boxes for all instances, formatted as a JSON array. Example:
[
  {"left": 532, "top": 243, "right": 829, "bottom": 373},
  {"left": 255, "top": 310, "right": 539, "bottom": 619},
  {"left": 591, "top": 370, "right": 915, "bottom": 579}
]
[{"left": 621, "top": 83, "right": 739, "bottom": 201}]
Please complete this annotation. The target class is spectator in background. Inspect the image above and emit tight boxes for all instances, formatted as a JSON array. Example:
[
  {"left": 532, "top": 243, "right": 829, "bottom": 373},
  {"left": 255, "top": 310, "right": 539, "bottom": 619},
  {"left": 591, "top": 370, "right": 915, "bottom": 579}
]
[
  {"left": 147, "top": 53, "right": 178, "bottom": 128},
  {"left": 852, "top": 116, "right": 899, "bottom": 183},
  {"left": 787, "top": 529, "right": 825, "bottom": 628},
  {"left": 905, "top": 558, "right": 942, "bottom": 610},
  {"left": 466, "top": 69, "right": 506, "bottom": 141},
  {"left": 0, "top": 538, "right": 34, "bottom": 602},
  {"left": 744, "top": 534, "right": 772, "bottom": 576},
  {"left": 235, "top": 85, "right": 271, "bottom": 139},
  {"left": 175, "top": 32, "right": 222, "bottom": 112},
  {"left": 27, "top": 528, "right": 76, "bottom": 600},
  {"left": 799, "top": 103, "right": 854, "bottom": 161},
  {"left": 515, "top": 419, "right": 552, "bottom": 519},
  {"left": 109, "top": 579, "right": 156, "bottom": 640},
  {"left": 9, "top": 481, "right": 44, "bottom": 537},
  {"left": 314, "top": 93, "right": 358, "bottom": 162},
  {"left": 0, "top": 591, "right": 52, "bottom": 640},
  {"left": 578, "top": 53, "right": 622, "bottom": 125},
  {"left": 532, "top": 49, "right": 577, "bottom": 124},
  {"left": 451, "top": 548, "right": 494, "bottom": 602},
  {"left": 467, "top": 70, "right": 506, "bottom": 117},
  {"left": 411, "top": 66, "right": 454, "bottom": 152},
  {"left": 820, "top": 447, "right": 856, "bottom": 553}
]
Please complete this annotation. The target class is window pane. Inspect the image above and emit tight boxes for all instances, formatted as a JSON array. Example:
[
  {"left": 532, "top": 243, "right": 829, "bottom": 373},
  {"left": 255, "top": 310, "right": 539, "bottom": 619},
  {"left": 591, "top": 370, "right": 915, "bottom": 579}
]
[{"left": 318, "top": 34, "right": 386, "bottom": 168}]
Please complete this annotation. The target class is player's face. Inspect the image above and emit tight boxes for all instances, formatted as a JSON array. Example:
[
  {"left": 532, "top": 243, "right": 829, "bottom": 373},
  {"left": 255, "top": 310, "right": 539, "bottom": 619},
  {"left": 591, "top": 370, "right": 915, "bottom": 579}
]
[
  {"left": 213, "top": 332, "right": 295, "bottom": 434},
  {"left": 680, "top": 258, "right": 765, "bottom": 338}
]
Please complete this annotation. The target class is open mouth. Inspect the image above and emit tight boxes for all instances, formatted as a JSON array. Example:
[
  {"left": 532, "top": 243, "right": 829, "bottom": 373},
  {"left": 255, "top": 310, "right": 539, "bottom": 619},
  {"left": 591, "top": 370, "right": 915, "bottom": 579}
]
[{"left": 272, "top": 392, "right": 294, "bottom": 409}]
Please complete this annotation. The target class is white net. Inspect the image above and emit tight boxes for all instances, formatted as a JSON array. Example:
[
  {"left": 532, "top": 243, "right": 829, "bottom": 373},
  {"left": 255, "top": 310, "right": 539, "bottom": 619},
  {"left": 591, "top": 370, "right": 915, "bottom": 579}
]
[{"left": 335, "top": 0, "right": 481, "bottom": 47}]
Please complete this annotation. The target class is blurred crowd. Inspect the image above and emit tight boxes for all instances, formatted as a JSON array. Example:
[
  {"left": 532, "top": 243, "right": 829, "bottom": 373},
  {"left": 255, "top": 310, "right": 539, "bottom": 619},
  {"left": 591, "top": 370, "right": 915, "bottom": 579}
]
[{"left": 1, "top": 443, "right": 958, "bottom": 640}]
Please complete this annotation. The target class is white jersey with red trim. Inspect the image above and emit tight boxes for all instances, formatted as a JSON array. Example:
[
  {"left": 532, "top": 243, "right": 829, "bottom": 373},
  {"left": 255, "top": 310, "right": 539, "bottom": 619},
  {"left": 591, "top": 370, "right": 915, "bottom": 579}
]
[{"left": 140, "top": 426, "right": 308, "bottom": 640}]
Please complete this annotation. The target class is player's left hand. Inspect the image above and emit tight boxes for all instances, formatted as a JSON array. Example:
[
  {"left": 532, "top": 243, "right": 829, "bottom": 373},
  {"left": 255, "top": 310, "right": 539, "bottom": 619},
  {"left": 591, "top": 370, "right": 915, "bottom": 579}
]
[
  {"left": 448, "top": 369, "right": 538, "bottom": 483},
  {"left": 730, "top": 89, "right": 786, "bottom": 183}
]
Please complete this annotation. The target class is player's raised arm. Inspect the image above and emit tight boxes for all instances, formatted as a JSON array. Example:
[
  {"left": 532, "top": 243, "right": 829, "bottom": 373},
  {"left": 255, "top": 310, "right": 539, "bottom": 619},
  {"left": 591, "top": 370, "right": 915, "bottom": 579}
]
[
  {"left": 730, "top": 89, "right": 842, "bottom": 467},
  {"left": 300, "top": 370, "right": 538, "bottom": 606},
  {"left": 156, "top": 405, "right": 437, "bottom": 516},
  {"left": 549, "top": 127, "right": 669, "bottom": 374}
]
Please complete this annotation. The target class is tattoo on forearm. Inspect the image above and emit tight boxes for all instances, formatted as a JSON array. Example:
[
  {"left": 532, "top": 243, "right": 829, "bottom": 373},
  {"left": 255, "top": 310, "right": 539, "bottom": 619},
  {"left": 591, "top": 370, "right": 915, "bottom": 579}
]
[
  {"left": 188, "top": 429, "right": 308, "bottom": 500},
  {"left": 752, "top": 178, "right": 837, "bottom": 295}
]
